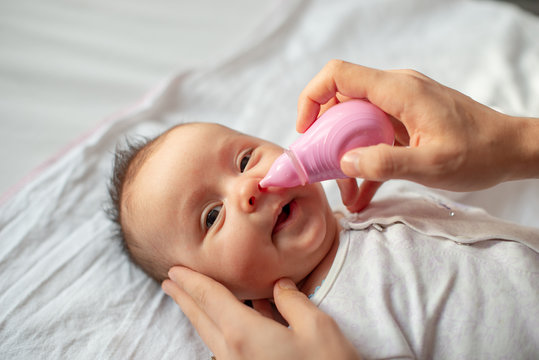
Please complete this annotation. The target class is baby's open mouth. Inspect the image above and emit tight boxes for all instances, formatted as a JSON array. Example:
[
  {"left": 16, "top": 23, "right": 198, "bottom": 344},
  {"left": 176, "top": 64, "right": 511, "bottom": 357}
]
[{"left": 272, "top": 200, "right": 295, "bottom": 235}]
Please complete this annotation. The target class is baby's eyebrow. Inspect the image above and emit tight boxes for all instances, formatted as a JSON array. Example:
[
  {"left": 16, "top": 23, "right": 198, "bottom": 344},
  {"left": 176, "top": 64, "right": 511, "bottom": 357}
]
[
  {"left": 210, "top": 137, "right": 242, "bottom": 175},
  {"left": 219, "top": 136, "right": 237, "bottom": 164},
  {"left": 180, "top": 186, "right": 208, "bottom": 234},
  {"left": 185, "top": 187, "right": 207, "bottom": 212}
]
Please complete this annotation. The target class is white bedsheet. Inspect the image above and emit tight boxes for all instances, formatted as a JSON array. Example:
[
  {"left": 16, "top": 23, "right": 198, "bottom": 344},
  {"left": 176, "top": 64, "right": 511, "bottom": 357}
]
[{"left": 1, "top": 0, "right": 538, "bottom": 358}]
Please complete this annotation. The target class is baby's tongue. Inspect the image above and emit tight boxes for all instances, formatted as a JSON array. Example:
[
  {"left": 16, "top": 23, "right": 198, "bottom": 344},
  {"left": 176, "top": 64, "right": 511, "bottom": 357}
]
[{"left": 275, "top": 203, "right": 290, "bottom": 228}]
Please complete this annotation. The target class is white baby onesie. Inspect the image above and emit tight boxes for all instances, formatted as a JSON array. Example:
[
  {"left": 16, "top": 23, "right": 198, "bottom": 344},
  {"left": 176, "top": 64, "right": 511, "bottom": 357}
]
[{"left": 309, "top": 192, "right": 539, "bottom": 359}]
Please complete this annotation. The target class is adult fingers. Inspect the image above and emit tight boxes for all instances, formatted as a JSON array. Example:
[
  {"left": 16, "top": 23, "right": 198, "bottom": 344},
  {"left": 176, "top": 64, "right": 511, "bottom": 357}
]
[
  {"left": 297, "top": 60, "right": 387, "bottom": 133},
  {"left": 162, "top": 278, "right": 224, "bottom": 353},
  {"left": 273, "top": 278, "right": 331, "bottom": 333},
  {"left": 167, "top": 267, "right": 260, "bottom": 339},
  {"left": 317, "top": 94, "right": 353, "bottom": 120},
  {"left": 356, "top": 180, "right": 384, "bottom": 211},
  {"left": 273, "top": 279, "right": 362, "bottom": 360},
  {"left": 252, "top": 299, "right": 289, "bottom": 326},
  {"left": 297, "top": 61, "right": 433, "bottom": 134},
  {"left": 340, "top": 143, "right": 444, "bottom": 184},
  {"left": 388, "top": 114, "right": 410, "bottom": 147},
  {"left": 336, "top": 178, "right": 359, "bottom": 209},
  {"left": 337, "top": 178, "right": 383, "bottom": 213},
  {"left": 318, "top": 96, "right": 340, "bottom": 118}
]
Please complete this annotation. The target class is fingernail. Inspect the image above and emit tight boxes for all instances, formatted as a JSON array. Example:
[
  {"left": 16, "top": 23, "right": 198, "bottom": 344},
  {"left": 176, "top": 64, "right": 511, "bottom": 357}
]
[
  {"left": 161, "top": 280, "right": 173, "bottom": 296},
  {"left": 168, "top": 267, "right": 183, "bottom": 283},
  {"left": 341, "top": 150, "right": 363, "bottom": 175},
  {"left": 277, "top": 278, "right": 297, "bottom": 290}
]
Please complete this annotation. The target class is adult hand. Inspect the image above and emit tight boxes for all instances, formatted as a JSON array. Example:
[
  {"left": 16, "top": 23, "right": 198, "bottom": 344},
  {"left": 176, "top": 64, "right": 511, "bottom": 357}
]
[
  {"left": 163, "top": 266, "right": 361, "bottom": 360},
  {"left": 298, "top": 60, "right": 539, "bottom": 210}
]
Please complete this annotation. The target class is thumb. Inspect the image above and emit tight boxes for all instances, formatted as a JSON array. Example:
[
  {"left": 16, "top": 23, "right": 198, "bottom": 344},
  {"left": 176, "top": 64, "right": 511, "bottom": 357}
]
[
  {"left": 340, "top": 144, "right": 429, "bottom": 182},
  {"left": 273, "top": 278, "right": 321, "bottom": 332}
]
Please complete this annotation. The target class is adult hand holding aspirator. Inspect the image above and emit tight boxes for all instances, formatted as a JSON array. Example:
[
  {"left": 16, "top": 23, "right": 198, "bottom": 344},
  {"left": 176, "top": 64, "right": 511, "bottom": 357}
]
[{"left": 297, "top": 60, "right": 539, "bottom": 212}]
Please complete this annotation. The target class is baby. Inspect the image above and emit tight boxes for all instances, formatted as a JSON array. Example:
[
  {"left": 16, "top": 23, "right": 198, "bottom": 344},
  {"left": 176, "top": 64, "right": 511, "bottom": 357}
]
[
  {"left": 108, "top": 121, "right": 539, "bottom": 358},
  {"left": 108, "top": 122, "right": 340, "bottom": 300}
]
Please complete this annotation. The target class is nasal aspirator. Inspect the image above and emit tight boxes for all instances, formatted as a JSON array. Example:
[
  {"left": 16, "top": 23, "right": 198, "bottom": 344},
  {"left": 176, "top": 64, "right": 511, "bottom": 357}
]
[{"left": 259, "top": 100, "right": 394, "bottom": 188}]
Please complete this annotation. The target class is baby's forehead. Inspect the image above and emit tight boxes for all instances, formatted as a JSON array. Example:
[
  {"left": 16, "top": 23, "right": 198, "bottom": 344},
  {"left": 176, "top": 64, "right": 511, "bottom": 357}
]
[
  {"left": 163, "top": 123, "right": 237, "bottom": 155},
  {"left": 167, "top": 122, "right": 242, "bottom": 140},
  {"left": 133, "top": 123, "right": 241, "bottom": 211}
]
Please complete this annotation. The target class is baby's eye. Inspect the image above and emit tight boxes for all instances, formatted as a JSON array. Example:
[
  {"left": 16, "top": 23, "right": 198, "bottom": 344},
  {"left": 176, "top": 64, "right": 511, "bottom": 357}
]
[
  {"left": 240, "top": 153, "right": 251, "bottom": 173},
  {"left": 206, "top": 205, "right": 222, "bottom": 229}
]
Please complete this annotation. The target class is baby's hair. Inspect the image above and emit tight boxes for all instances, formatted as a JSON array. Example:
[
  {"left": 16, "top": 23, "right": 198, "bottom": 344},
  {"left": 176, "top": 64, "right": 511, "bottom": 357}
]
[{"left": 106, "top": 125, "right": 184, "bottom": 283}]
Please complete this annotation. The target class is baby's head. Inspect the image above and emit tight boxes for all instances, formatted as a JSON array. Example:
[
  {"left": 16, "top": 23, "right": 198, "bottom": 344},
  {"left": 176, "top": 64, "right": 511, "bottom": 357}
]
[{"left": 108, "top": 123, "right": 338, "bottom": 299}]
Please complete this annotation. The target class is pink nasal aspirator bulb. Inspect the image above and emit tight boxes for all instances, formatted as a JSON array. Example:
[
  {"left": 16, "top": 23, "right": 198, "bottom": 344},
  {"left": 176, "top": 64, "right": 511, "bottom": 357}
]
[{"left": 259, "top": 100, "right": 394, "bottom": 188}]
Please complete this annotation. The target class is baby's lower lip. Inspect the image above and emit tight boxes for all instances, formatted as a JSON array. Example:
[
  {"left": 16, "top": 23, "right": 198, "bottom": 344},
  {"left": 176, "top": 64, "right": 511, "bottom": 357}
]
[{"left": 272, "top": 200, "right": 297, "bottom": 235}]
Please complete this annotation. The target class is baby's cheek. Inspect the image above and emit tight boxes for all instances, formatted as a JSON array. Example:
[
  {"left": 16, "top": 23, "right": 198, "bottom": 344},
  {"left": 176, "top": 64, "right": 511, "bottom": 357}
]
[
  {"left": 290, "top": 213, "right": 327, "bottom": 253},
  {"left": 228, "top": 248, "right": 266, "bottom": 281},
  {"left": 221, "top": 247, "right": 276, "bottom": 295}
]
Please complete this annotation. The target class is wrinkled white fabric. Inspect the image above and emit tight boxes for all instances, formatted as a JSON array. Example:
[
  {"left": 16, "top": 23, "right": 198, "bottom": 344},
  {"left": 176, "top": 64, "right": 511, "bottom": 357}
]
[
  {"left": 311, "top": 193, "right": 539, "bottom": 359},
  {"left": 1, "top": 0, "right": 538, "bottom": 359}
]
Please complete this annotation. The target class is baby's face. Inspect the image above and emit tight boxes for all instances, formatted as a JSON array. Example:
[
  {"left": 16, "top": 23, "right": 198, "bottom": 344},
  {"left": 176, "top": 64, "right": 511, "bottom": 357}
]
[{"left": 128, "top": 123, "right": 338, "bottom": 299}]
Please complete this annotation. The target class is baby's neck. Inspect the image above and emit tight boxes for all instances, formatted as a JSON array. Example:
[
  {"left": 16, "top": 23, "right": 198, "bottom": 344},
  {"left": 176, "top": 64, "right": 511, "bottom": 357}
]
[{"left": 298, "top": 214, "right": 342, "bottom": 298}]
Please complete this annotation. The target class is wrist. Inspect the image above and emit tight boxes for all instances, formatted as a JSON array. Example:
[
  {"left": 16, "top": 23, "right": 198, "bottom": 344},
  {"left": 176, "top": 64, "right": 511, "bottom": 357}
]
[{"left": 505, "top": 115, "right": 539, "bottom": 181}]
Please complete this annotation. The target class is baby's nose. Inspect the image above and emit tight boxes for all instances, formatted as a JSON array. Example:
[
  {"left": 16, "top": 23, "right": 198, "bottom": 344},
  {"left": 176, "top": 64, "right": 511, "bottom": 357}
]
[{"left": 238, "top": 178, "right": 261, "bottom": 213}]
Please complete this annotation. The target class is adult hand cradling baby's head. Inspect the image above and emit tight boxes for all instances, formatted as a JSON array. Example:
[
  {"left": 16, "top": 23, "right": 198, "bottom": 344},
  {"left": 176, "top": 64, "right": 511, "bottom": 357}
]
[{"left": 163, "top": 267, "right": 361, "bottom": 360}]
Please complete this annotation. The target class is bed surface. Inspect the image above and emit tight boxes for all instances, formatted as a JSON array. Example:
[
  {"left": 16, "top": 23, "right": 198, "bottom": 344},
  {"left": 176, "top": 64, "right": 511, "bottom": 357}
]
[
  {"left": 1, "top": 0, "right": 538, "bottom": 359},
  {"left": 0, "top": 0, "right": 264, "bottom": 197}
]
